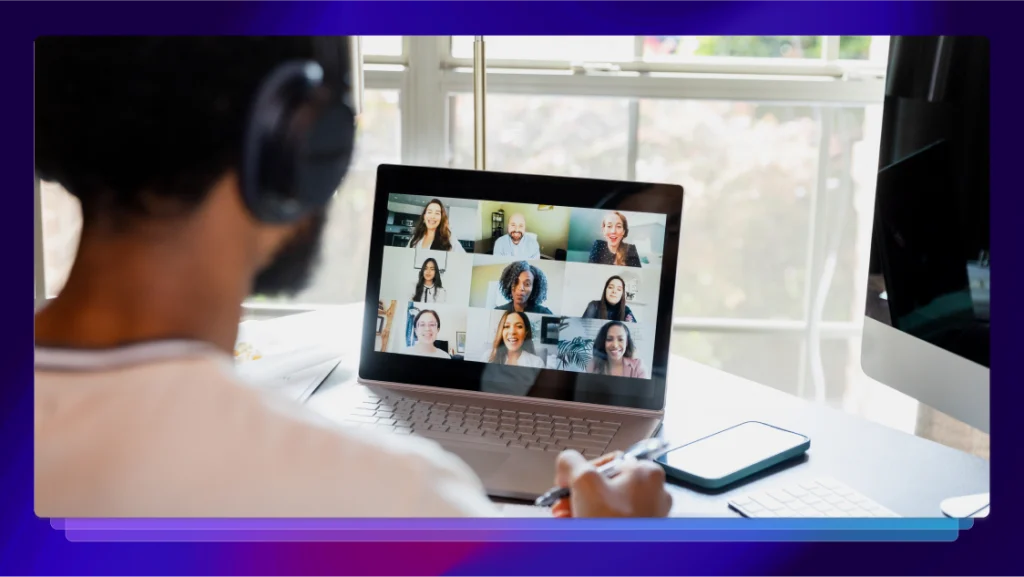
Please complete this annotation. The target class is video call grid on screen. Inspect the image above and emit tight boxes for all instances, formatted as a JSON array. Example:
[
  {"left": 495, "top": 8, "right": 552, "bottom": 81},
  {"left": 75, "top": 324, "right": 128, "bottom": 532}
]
[{"left": 374, "top": 193, "right": 668, "bottom": 382}]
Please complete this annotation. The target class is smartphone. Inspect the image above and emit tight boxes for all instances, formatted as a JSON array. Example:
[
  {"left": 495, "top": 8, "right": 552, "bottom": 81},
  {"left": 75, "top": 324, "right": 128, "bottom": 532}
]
[{"left": 656, "top": 421, "right": 810, "bottom": 489}]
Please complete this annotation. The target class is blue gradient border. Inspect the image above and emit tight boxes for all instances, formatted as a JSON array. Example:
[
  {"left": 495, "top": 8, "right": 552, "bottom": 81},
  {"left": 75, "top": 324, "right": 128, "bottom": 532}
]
[
  {"left": 53, "top": 518, "right": 970, "bottom": 543},
  {"left": 4, "top": 1, "right": 1021, "bottom": 575}
]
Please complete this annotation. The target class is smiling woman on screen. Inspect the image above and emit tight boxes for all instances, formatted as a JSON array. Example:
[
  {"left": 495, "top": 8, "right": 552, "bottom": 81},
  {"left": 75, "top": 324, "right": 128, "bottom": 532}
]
[
  {"left": 404, "top": 309, "right": 451, "bottom": 359},
  {"left": 587, "top": 321, "right": 646, "bottom": 378},
  {"left": 582, "top": 275, "right": 636, "bottom": 322},
  {"left": 408, "top": 199, "right": 465, "bottom": 253},
  {"left": 412, "top": 258, "right": 446, "bottom": 303},
  {"left": 588, "top": 211, "right": 641, "bottom": 267},
  {"left": 484, "top": 310, "right": 546, "bottom": 368}
]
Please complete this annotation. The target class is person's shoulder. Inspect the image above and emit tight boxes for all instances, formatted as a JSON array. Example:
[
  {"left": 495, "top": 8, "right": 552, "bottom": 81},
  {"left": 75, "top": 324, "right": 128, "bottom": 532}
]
[
  {"left": 193, "top": 364, "right": 494, "bottom": 516},
  {"left": 525, "top": 351, "right": 546, "bottom": 368}
]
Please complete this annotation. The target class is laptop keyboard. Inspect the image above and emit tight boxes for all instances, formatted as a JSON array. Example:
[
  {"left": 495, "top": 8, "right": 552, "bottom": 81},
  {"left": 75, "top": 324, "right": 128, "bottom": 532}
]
[
  {"left": 728, "top": 477, "right": 901, "bottom": 518},
  {"left": 343, "top": 392, "right": 621, "bottom": 458}
]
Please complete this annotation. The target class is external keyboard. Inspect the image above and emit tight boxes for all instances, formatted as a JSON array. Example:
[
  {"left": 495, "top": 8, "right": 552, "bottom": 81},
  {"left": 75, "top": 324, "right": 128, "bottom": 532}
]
[
  {"left": 729, "top": 477, "right": 900, "bottom": 518},
  {"left": 343, "top": 392, "right": 620, "bottom": 458}
]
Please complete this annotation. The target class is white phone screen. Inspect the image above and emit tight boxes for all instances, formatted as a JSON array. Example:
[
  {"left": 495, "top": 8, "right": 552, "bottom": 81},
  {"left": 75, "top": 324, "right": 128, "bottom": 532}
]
[{"left": 661, "top": 422, "right": 806, "bottom": 480}]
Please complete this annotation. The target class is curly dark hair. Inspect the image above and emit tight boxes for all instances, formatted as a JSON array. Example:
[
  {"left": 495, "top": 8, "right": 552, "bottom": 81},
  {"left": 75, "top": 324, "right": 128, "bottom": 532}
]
[
  {"left": 498, "top": 260, "right": 547, "bottom": 308},
  {"left": 34, "top": 37, "right": 327, "bottom": 226}
]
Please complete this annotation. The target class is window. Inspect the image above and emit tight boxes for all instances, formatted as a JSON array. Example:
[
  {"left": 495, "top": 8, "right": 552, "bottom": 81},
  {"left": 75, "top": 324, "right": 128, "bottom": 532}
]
[
  {"left": 449, "top": 94, "right": 631, "bottom": 179},
  {"left": 39, "top": 181, "right": 81, "bottom": 298},
  {"left": 361, "top": 36, "right": 403, "bottom": 57},
  {"left": 36, "top": 36, "right": 984, "bottom": 454},
  {"left": 451, "top": 36, "right": 635, "bottom": 62},
  {"left": 642, "top": 36, "right": 821, "bottom": 60}
]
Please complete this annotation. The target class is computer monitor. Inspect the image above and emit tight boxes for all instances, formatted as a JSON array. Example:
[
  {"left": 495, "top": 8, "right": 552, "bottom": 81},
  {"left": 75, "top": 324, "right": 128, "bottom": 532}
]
[{"left": 861, "top": 36, "right": 990, "bottom": 435}]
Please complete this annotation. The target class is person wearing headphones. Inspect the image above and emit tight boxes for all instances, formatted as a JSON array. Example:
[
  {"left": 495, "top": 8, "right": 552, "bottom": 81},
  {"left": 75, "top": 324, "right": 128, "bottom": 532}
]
[{"left": 33, "top": 37, "right": 671, "bottom": 519}]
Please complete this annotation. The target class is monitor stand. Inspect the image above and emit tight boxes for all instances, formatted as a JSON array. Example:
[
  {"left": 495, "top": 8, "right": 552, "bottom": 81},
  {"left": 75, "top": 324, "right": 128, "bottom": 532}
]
[{"left": 940, "top": 492, "right": 989, "bottom": 518}]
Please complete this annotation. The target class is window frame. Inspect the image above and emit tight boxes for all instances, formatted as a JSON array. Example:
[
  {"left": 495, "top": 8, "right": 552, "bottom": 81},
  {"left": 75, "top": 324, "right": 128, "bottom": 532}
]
[{"left": 33, "top": 35, "right": 885, "bottom": 402}]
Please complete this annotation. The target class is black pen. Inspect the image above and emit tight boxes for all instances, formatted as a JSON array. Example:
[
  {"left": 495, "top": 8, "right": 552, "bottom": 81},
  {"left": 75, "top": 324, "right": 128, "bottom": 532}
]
[{"left": 534, "top": 437, "right": 673, "bottom": 508}]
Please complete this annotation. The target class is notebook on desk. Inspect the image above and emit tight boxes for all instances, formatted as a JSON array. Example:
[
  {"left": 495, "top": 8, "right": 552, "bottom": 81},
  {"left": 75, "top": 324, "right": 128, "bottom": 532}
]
[
  {"left": 235, "top": 315, "right": 345, "bottom": 403},
  {"left": 348, "top": 165, "right": 685, "bottom": 501}
]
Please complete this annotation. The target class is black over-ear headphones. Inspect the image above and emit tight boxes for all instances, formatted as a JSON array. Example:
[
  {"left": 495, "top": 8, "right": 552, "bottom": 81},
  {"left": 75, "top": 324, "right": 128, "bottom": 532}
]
[{"left": 241, "top": 37, "right": 357, "bottom": 223}]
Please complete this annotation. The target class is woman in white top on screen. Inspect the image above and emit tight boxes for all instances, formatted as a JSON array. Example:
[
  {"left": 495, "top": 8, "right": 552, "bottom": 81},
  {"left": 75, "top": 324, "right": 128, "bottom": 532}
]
[
  {"left": 484, "top": 311, "right": 546, "bottom": 368},
  {"left": 407, "top": 199, "right": 465, "bottom": 252},
  {"left": 404, "top": 309, "right": 452, "bottom": 359},
  {"left": 412, "top": 258, "right": 446, "bottom": 303}
]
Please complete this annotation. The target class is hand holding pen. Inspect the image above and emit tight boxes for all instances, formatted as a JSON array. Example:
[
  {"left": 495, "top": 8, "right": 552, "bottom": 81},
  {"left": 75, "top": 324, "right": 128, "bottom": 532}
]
[{"left": 538, "top": 438, "right": 674, "bottom": 518}]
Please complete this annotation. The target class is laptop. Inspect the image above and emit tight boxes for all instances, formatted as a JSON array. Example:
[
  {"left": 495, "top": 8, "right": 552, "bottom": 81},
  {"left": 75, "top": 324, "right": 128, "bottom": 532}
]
[{"left": 350, "top": 164, "right": 683, "bottom": 501}]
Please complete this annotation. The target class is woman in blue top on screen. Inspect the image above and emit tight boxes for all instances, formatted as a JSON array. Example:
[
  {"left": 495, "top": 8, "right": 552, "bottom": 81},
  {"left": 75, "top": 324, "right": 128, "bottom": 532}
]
[
  {"left": 587, "top": 321, "right": 647, "bottom": 378},
  {"left": 407, "top": 199, "right": 465, "bottom": 252},
  {"left": 412, "top": 258, "right": 446, "bottom": 303},
  {"left": 582, "top": 275, "right": 637, "bottom": 322},
  {"left": 588, "top": 211, "right": 641, "bottom": 267},
  {"left": 495, "top": 260, "right": 553, "bottom": 315},
  {"left": 484, "top": 310, "right": 546, "bottom": 368}
]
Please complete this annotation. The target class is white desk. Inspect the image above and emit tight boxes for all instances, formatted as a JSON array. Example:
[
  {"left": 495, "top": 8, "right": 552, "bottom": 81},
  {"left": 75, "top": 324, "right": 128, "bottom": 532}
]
[{"left": 267, "top": 307, "right": 989, "bottom": 517}]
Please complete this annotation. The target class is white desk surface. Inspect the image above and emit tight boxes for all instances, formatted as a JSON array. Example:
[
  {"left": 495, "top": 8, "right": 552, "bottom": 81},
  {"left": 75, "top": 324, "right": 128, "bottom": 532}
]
[{"left": 261, "top": 307, "right": 989, "bottom": 518}]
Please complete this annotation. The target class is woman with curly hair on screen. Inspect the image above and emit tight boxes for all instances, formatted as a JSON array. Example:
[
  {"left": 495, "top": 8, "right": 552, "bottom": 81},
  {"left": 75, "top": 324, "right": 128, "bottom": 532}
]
[
  {"left": 587, "top": 321, "right": 647, "bottom": 378},
  {"left": 494, "top": 260, "right": 553, "bottom": 314}
]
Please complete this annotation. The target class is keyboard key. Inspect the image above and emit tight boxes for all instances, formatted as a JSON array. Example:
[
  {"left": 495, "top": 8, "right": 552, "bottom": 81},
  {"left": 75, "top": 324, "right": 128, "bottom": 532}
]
[
  {"left": 553, "top": 431, "right": 571, "bottom": 439},
  {"left": 378, "top": 418, "right": 397, "bottom": 426},
  {"left": 418, "top": 428, "right": 510, "bottom": 447},
  {"left": 568, "top": 436, "right": 606, "bottom": 447},
  {"left": 500, "top": 432, "right": 521, "bottom": 441},
  {"left": 601, "top": 420, "right": 621, "bottom": 426},
  {"left": 395, "top": 428, "right": 412, "bottom": 435},
  {"left": 427, "top": 424, "right": 448, "bottom": 432},
  {"left": 448, "top": 427, "right": 467, "bottom": 434},
  {"left": 769, "top": 490, "right": 795, "bottom": 503},
  {"left": 466, "top": 429, "right": 484, "bottom": 437},
  {"left": 784, "top": 487, "right": 808, "bottom": 498},
  {"left": 520, "top": 435, "right": 539, "bottom": 443},
  {"left": 528, "top": 444, "right": 546, "bottom": 452},
  {"left": 752, "top": 495, "right": 785, "bottom": 511},
  {"left": 583, "top": 450, "right": 604, "bottom": 458}
]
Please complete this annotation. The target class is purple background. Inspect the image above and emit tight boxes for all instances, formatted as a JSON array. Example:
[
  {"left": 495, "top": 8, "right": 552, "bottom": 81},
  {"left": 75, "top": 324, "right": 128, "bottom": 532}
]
[{"left": 3, "top": 1, "right": 1020, "bottom": 575}]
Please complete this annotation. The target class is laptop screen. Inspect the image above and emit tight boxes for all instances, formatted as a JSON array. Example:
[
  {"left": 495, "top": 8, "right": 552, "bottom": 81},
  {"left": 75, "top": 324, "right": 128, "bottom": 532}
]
[{"left": 360, "top": 165, "right": 682, "bottom": 412}]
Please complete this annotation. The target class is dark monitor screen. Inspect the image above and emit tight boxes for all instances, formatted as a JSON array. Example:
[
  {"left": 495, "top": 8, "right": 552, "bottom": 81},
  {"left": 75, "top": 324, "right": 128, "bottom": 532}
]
[{"left": 865, "top": 36, "right": 989, "bottom": 369}]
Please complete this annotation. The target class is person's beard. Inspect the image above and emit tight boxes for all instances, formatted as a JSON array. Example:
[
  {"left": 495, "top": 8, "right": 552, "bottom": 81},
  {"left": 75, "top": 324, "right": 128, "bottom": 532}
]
[
  {"left": 510, "top": 231, "right": 523, "bottom": 243},
  {"left": 252, "top": 210, "right": 327, "bottom": 296}
]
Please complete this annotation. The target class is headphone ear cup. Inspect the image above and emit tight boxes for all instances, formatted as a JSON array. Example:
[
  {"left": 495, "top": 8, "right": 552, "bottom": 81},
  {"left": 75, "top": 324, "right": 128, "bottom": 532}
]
[{"left": 242, "top": 61, "right": 356, "bottom": 224}]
